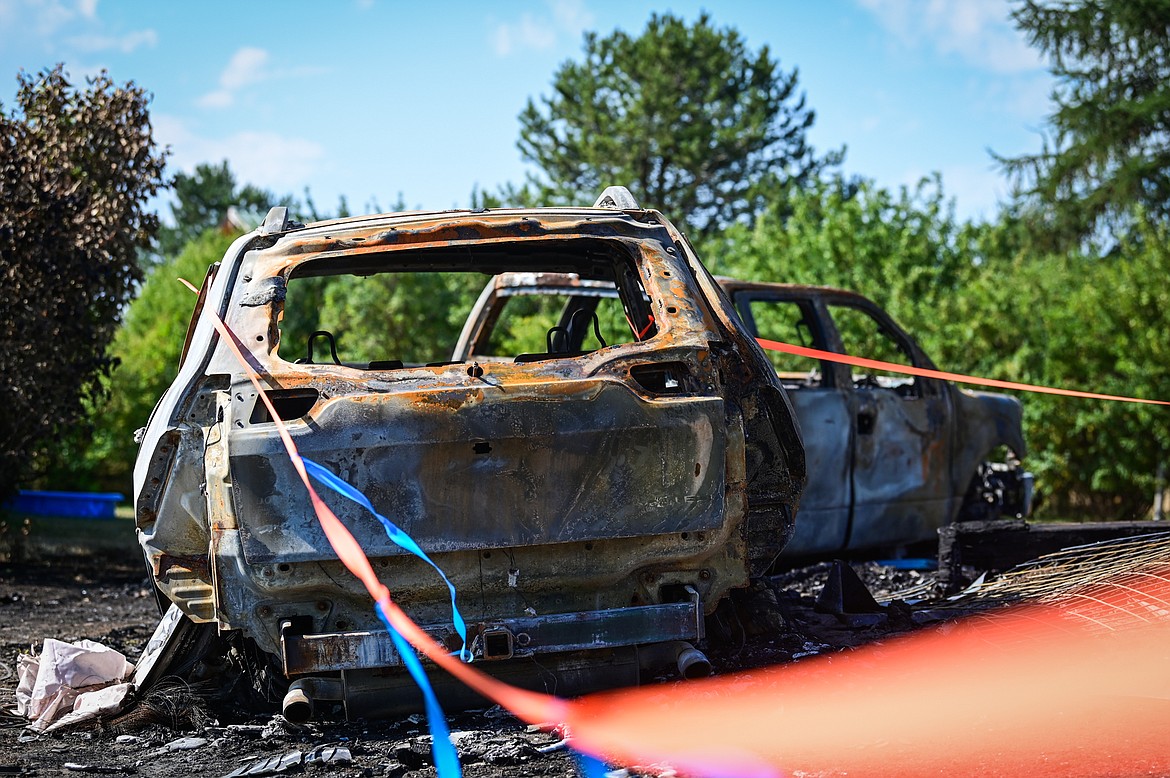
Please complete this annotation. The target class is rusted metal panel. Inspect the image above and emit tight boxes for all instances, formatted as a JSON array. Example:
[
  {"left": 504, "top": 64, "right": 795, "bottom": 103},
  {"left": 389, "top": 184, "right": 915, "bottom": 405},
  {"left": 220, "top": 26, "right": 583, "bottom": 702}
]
[
  {"left": 281, "top": 601, "right": 701, "bottom": 676},
  {"left": 340, "top": 649, "right": 641, "bottom": 719},
  {"left": 846, "top": 383, "right": 954, "bottom": 549},
  {"left": 283, "top": 630, "right": 403, "bottom": 676},
  {"left": 775, "top": 390, "right": 853, "bottom": 556},
  {"left": 464, "top": 272, "right": 1032, "bottom": 560},
  {"left": 231, "top": 384, "right": 726, "bottom": 564}
]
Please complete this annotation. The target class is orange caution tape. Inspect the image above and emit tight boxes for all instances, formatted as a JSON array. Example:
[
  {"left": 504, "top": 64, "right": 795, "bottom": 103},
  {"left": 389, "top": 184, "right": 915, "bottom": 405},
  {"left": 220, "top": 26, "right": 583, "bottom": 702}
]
[
  {"left": 757, "top": 337, "right": 1170, "bottom": 406},
  {"left": 562, "top": 566, "right": 1170, "bottom": 777}
]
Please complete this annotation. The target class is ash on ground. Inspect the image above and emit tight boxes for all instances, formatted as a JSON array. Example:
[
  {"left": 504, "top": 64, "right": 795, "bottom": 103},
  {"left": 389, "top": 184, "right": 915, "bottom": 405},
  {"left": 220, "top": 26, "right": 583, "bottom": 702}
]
[{"left": 1, "top": 553, "right": 941, "bottom": 778}]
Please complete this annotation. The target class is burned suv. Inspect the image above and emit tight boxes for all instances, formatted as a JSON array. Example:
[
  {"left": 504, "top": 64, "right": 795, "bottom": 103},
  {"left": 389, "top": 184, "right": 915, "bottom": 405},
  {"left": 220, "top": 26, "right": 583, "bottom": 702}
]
[{"left": 134, "top": 188, "right": 804, "bottom": 717}]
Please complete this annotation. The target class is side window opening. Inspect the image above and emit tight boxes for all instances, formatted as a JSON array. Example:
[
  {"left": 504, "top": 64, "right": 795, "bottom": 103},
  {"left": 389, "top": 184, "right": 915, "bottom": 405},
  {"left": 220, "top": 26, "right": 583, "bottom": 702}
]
[
  {"left": 744, "top": 298, "right": 827, "bottom": 389},
  {"left": 277, "top": 243, "right": 653, "bottom": 369},
  {"left": 486, "top": 293, "right": 635, "bottom": 358},
  {"left": 828, "top": 303, "right": 920, "bottom": 397}
]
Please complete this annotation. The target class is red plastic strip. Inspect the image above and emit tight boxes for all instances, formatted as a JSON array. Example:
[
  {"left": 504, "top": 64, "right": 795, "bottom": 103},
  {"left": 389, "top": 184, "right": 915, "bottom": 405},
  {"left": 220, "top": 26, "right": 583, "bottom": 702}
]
[{"left": 756, "top": 337, "right": 1170, "bottom": 406}]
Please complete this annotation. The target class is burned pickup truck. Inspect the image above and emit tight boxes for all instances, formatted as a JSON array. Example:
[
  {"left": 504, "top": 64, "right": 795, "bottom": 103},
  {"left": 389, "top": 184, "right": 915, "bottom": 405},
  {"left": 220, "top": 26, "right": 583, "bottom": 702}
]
[
  {"left": 455, "top": 274, "right": 1032, "bottom": 558},
  {"left": 133, "top": 188, "right": 805, "bottom": 717}
]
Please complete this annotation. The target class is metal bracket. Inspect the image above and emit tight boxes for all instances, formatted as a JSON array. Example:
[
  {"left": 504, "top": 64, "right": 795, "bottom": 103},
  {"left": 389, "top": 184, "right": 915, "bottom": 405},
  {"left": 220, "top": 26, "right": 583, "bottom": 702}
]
[
  {"left": 260, "top": 206, "right": 289, "bottom": 235},
  {"left": 593, "top": 186, "right": 640, "bottom": 210}
]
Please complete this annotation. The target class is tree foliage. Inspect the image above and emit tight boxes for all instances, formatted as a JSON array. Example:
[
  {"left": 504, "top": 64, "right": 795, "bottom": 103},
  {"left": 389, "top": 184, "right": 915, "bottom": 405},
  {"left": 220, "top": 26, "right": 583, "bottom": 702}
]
[
  {"left": 714, "top": 179, "right": 1168, "bottom": 519},
  {"left": 157, "top": 160, "right": 274, "bottom": 258},
  {"left": 60, "top": 230, "right": 238, "bottom": 492},
  {"left": 281, "top": 272, "right": 483, "bottom": 367},
  {"left": 0, "top": 66, "right": 166, "bottom": 499},
  {"left": 1002, "top": 217, "right": 1170, "bottom": 517},
  {"left": 1002, "top": 0, "right": 1170, "bottom": 247},
  {"left": 517, "top": 12, "right": 839, "bottom": 237},
  {"left": 712, "top": 177, "right": 969, "bottom": 326}
]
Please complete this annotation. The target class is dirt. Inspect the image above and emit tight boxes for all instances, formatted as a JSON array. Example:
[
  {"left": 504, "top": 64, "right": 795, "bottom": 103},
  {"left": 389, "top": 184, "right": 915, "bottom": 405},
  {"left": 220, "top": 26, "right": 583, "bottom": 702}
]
[{"left": 0, "top": 552, "right": 934, "bottom": 777}]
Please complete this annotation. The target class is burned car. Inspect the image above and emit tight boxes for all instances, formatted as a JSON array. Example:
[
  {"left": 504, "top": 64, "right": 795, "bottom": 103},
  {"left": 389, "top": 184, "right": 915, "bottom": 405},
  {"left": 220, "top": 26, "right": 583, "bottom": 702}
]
[
  {"left": 455, "top": 274, "right": 1032, "bottom": 559},
  {"left": 133, "top": 188, "right": 805, "bottom": 717}
]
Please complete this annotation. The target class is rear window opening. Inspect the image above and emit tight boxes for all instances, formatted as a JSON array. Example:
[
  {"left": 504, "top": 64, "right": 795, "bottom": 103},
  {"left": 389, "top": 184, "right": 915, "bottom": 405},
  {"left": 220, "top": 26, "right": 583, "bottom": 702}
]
[{"left": 277, "top": 240, "right": 657, "bottom": 369}]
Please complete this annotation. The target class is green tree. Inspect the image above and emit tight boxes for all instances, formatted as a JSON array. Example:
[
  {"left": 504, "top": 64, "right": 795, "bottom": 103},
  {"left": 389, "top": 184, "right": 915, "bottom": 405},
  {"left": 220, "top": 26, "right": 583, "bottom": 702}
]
[
  {"left": 57, "top": 230, "right": 238, "bottom": 493},
  {"left": 1002, "top": 0, "right": 1170, "bottom": 247},
  {"left": 281, "top": 272, "right": 483, "bottom": 366},
  {"left": 714, "top": 176, "right": 1169, "bottom": 518},
  {"left": 517, "top": 12, "right": 840, "bottom": 237},
  {"left": 1002, "top": 220, "right": 1170, "bottom": 518},
  {"left": 711, "top": 175, "right": 978, "bottom": 357},
  {"left": 157, "top": 160, "right": 275, "bottom": 257},
  {"left": 0, "top": 66, "right": 166, "bottom": 500}
]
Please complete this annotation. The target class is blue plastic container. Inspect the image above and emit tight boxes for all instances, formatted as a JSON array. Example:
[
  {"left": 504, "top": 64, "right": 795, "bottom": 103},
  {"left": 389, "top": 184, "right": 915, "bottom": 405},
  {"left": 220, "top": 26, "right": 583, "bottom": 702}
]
[
  {"left": 874, "top": 557, "right": 937, "bottom": 571},
  {"left": 4, "top": 490, "right": 125, "bottom": 519}
]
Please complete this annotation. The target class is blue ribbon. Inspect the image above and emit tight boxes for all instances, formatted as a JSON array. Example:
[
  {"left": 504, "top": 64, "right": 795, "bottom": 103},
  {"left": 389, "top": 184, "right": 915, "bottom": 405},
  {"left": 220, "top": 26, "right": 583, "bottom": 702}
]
[
  {"left": 376, "top": 601, "right": 462, "bottom": 778},
  {"left": 302, "top": 457, "right": 469, "bottom": 659},
  {"left": 574, "top": 751, "right": 611, "bottom": 778}
]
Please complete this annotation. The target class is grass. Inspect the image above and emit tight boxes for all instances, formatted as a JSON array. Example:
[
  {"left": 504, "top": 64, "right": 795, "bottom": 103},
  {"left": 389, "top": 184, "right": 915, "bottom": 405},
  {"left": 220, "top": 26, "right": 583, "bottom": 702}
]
[{"left": 1, "top": 510, "right": 139, "bottom": 561}]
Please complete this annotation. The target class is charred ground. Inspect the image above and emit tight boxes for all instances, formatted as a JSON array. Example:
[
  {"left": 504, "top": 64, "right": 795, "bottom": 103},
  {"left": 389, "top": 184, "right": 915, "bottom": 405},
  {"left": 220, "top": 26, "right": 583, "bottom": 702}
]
[{"left": 0, "top": 546, "right": 937, "bottom": 777}]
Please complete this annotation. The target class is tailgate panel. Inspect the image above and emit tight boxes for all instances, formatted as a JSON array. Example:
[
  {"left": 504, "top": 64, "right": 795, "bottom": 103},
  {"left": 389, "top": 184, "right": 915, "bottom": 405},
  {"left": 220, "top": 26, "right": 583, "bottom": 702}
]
[{"left": 231, "top": 381, "right": 726, "bottom": 564}]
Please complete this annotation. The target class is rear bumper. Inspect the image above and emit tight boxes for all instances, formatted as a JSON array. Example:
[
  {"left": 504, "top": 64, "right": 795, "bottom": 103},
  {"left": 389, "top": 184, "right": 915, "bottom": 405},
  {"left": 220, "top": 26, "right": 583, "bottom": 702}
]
[{"left": 281, "top": 598, "right": 704, "bottom": 676}]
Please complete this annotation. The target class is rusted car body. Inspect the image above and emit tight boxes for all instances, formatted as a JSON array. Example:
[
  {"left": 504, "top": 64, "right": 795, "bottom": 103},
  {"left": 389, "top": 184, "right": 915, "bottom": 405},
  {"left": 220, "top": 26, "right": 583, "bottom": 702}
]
[
  {"left": 133, "top": 191, "right": 804, "bottom": 716},
  {"left": 455, "top": 274, "right": 1032, "bottom": 558}
]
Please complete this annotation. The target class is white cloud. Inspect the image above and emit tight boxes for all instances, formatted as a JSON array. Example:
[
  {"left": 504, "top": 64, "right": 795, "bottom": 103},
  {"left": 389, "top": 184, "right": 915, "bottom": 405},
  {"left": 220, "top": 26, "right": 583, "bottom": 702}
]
[
  {"left": 0, "top": 0, "right": 156, "bottom": 56},
  {"left": 549, "top": 0, "right": 592, "bottom": 41},
  {"left": 68, "top": 27, "right": 157, "bottom": 53},
  {"left": 856, "top": 0, "right": 1041, "bottom": 74},
  {"left": 196, "top": 90, "right": 233, "bottom": 109},
  {"left": 0, "top": 0, "right": 79, "bottom": 39},
  {"left": 492, "top": 0, "right": 593, "bottom": 57},
  {"left": 220, "top": 46, "right": 269, "bottom": 90},
  {"left": 494, "top": 14, "right": 556, "bottom": 56},
  {"left": 197, "top": 46, "right": 270, "bottom": 109},
  {"left": 155, "top": 114, "right": 326, "bottom": 194}
]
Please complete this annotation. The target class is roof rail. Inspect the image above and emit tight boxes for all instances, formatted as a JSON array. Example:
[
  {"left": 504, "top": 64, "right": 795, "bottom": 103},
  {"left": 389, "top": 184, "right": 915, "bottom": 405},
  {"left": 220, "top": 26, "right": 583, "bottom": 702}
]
[
  {"left": 593, "top": 186, "right": 640, "bottom": 210},
  {"left": 258, "top": 206, "right": 305, "bottom": 235},
  {"left": 259, "top": 206, "right": 290, "bottom": 235}
]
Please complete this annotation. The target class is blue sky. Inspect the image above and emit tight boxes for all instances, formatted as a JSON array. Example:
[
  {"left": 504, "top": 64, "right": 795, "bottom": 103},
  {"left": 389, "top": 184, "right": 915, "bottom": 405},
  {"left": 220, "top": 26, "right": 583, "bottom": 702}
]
[{"left": 0, "top": 0, "right": 1055, "bottom": 223}]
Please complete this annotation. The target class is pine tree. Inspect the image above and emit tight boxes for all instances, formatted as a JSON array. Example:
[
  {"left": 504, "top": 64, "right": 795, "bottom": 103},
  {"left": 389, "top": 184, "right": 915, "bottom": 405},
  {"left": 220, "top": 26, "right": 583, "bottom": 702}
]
[{"left": 1002, "top": 0, "right": 1170, "bottom": 247}]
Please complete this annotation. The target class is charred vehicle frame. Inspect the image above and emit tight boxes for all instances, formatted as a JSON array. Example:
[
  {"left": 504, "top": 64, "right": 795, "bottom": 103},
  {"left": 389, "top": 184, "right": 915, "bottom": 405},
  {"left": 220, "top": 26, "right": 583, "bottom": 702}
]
[{"left": 134, "top": 188, "right": 805, "bottom": 718}]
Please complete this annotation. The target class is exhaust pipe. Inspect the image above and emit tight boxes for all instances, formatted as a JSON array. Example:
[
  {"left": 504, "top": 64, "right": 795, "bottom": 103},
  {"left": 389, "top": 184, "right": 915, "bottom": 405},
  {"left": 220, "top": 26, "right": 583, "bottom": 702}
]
[
  {"left": 282, "top": 677, "right": 343, "bottom": 723},
  {"left": 637, "top": 641, "right": 713, "bottom": 680},
  {"left": 282, "top": 682, "right": 313, "bottom": 723},
  {"left": 675, "top": 642, "right": 712, "bottom": 680}
]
